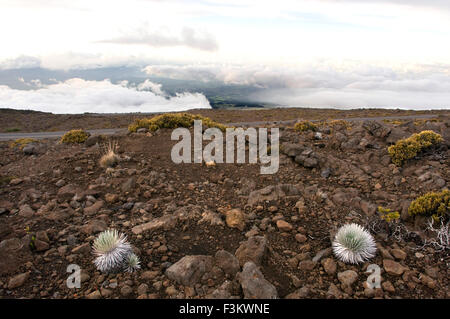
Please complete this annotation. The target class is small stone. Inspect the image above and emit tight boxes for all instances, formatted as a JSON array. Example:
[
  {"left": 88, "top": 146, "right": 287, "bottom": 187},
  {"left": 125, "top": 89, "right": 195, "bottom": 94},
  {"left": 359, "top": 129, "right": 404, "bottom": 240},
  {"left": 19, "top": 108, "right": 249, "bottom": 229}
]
[
  {"left": 55, "top": 179, "right": 66, "bottom": 187},
  {"left": 141, "top": 270, "right": 159, "bottom": 280},
  {"left": 391, "top": 248, "right": 407, "bottom": 261},
  {"left": 86, "top": 290, "right": 101, "bottom": 299},
  {"left": 420, "top": 274, "right": 436, "bottom": 289},
  {"left": 337, "top": 270, "right": 358, "bottom": 287},
  {"left": 100, "top": 288, "right": 113, "bottom": 297},
  {"left": 120, "top": 285, "right": 133, "bottom": 297},
  {"left": 225, "top": 208, "right": 246, "bottom": 231},
  {"left": 285, "top": 286, "right": 310, "bottom": 299},
  {"left": 425, "top": 267, "right": 439, "bottom": 279},
  {"left": 382, "top": 281, "right": 395, "bottom": 293},
  {"left": 34, "top": 239, "right": 49, "bottom": 252},
  {"left": 322, "top": 258, "right": 337, "bottom": 275},
  {"left": 83, "top": 200, "right": 104, "bottom": 215},
  {"left": 72, "top": 243, "right": 91, "bottom": 255},
  {"left": 165, "top": 286, "right": 177, "bottom": 296},
  {"left": 137, "top": 283, "right": 148, "bottom": 295},
  {"left": 8, "top": 272, "right": 30, "bottom": 289},
  {"left": 327, "top": 283, "right": 343, "bottom": 298},
  {"left": 295, "top": 233, "right": 307, "bottom": 243},
  {"left": 18, "top": 204, "right": 34, "bottom": 218},
  {"left": 298, "top": 260, "right": 316, "bottom": 271},
  {"left": 415, "top": 252, "right": 425, "bottom": 259},
  {"left": 9, "top": 178, "right": 23, "bottom": 185},
  {"left": 383, "top": 259, "right": 406, "bottom": 276},
  {"left": 105, "top": 193, "right": 118, "bottom": 203},
  {"left": 276, "top": 220, "right": 293, "bottom": 232}
]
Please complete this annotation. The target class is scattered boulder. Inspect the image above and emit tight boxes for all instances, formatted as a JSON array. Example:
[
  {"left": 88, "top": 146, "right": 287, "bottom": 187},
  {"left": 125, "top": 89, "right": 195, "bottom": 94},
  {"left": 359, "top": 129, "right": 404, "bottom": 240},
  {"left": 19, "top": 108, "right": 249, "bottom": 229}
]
[
  {"left": 165, "top": 255, "right": 213, "bottom": 286},
  {"left": 215, "top": 250, "right": 240, "bottom": 276},
  {"left": 237, "top": 262, "right": 278, "bottom": 299},
  {"left": 0, "top": 238, "right": 32, "bottom": 275},
  {"left": 235, "top": 236, "right": 267, "bottom": 267},
  {"left": 247, "top": 184, "right": 301, "bottom": 206},
  {"left": 225, "top": 208, "right": 246, "bottom": 231}
]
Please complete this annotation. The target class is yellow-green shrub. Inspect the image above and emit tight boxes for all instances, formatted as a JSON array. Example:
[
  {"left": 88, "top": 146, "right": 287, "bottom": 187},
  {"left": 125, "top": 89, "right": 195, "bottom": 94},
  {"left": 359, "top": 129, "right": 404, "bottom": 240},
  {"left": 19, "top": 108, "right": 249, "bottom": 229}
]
[
  {"left": 128, "top": 113, "right": 227, "bottom": 133},
  {"left": 378, "top": 206, "right": 400, "bottom": 222},
  {"left": 60, "top": 129, "right": 90, "bottom": 144},
  {"left": 388, "top": 130, "right": 443, "bottom": 166},
  {"left": 10, "top": 138, "right": 37, "bottom": 149},
  {"left": 408, "top": 189, "right": 449, "bottom": 220},
  {"left": 294, "top": 121, "right": 317, "bottom": 132}
]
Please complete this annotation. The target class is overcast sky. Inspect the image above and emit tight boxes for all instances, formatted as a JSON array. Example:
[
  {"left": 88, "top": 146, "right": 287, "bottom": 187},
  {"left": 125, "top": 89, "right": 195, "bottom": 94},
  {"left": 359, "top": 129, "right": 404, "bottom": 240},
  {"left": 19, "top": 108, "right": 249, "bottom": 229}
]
[{"left": 0, "top": 0, "right": 449, "bottom": 111}]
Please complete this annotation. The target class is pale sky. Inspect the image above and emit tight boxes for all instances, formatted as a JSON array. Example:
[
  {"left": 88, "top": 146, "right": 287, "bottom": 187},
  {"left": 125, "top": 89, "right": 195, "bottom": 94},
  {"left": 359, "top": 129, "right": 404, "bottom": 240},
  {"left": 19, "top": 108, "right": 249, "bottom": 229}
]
[{"left": 0, "top": 0, "right": 449, "bottom": 111}]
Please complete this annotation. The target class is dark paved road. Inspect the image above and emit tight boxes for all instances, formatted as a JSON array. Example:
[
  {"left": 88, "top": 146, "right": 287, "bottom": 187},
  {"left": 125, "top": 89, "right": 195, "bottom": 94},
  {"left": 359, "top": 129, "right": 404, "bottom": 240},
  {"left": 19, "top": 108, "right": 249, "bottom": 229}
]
[
  {"left": 0, "top": 128, "right": 126, "bottom": 141},
  {"left": 0, "top": 114, "right": 441, "bottom": 141}
]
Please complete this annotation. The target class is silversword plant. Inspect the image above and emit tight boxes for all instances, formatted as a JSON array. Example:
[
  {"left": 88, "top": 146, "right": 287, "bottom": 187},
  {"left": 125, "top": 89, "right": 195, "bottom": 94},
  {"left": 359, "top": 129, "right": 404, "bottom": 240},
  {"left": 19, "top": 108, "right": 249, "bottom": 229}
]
[
  {"left": 125, "top": 253, "right": 141, "bottom": 273},
  {"left": 332, "top": 223, "right": 377, "bottom": 264},
  {"left": 92, "top": 229, "right": 133, "bottom": 273}
]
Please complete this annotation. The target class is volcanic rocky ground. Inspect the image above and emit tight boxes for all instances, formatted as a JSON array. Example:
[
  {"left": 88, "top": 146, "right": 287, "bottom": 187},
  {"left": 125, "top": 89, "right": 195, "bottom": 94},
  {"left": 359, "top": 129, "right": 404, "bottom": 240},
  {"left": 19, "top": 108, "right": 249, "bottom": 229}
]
[{"left": 0, "top": 113, "right": 449, "bottom": 299}]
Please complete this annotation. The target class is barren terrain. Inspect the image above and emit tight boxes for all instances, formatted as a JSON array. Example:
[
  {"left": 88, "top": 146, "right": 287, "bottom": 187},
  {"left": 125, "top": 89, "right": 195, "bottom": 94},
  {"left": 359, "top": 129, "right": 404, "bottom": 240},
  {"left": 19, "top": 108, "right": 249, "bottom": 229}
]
[{"left": 0, "top": 108, "right": 449, "bottom": 299}]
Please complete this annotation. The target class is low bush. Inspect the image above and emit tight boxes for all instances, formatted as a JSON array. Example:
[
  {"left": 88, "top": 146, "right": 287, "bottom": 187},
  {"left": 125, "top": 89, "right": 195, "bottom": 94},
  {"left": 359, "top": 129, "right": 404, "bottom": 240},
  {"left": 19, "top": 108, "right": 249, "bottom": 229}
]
[
  {"left": 408, "top": 189, "right": 449, "bottom": 221},
  {"left": 294, "top": 120, "right": 317, "bottom": 132},
  {"left": 128, "top": 113, "right": 227, "bottom": 133},
  {"left": 388, "top": 130, "right": 443, "bottom": 166},
  {"left": 377, "top": 206, "right": 400, "bottom": 222},
  {"left": 60, "top": 129, "right": 90, "bottom": 144},
  {"left": 10, "top": 138, "right": 37, "bottom": 149}
]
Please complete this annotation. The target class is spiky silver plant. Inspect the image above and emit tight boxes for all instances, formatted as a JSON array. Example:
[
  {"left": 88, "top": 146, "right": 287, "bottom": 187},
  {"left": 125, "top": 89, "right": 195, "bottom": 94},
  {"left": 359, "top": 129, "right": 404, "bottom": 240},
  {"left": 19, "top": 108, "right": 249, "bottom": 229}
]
[
  {"left": 92, "top": 229, "right": 132, "bottom": 273},
  {"left": 332, "top": 223, "right": 377, "bottom": 264},
  {"left": 124, "top": 253, "right": 141, "bottom": 273}
]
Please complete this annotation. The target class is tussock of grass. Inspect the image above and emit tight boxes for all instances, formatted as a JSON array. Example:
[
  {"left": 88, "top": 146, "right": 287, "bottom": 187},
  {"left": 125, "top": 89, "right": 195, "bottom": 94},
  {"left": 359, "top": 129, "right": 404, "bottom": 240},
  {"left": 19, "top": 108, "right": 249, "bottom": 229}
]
[
  {"left": 60, "top": 129, "right": 90, "bottom": 144},
  {"left": 99, "top": 141, "right": 120, "bottom": 168},
  {"left": 408, "top": 190, "right": 449, "bottom": 221},
  {"left": 128, "top": 113, "right": 227, "bottom": 133},
  {"left": 10, "top": 138, "right": 37, "bottom": 149},
  {"left": 387, "top": 130, "right": 443, "bottom": 166}
]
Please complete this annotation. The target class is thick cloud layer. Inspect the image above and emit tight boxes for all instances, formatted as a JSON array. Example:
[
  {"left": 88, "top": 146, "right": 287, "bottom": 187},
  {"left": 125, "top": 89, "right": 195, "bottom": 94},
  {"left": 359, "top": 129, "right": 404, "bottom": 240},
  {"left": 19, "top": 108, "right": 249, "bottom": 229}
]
[
  {"left": 252, "top": 88, "right": 450, "bottom": 110},
  {"left": 144, "top": 62, "right": 450, "bottom": 91},
  {"left": 0, "top": 56, "right": 41, "bottom": 70},
  {"left": 0, "top": 78, "right": 211, "bottom": 114},
  {"left": 144, "top": 62, "right": 450, "bottom": 109}
]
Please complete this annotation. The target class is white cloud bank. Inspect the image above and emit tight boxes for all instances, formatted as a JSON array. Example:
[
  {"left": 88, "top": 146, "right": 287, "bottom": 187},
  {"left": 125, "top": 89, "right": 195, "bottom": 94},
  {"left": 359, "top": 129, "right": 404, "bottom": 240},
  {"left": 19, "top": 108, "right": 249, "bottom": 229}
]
[
  {"left": 144, "top": 62, "right": 450, "bottom": 109},
  {"left": 99, "top": 26, "right": 219, "bottom": 52},
  {"left": 0, "top": 78, "right": 211, "bottom": 114}
]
